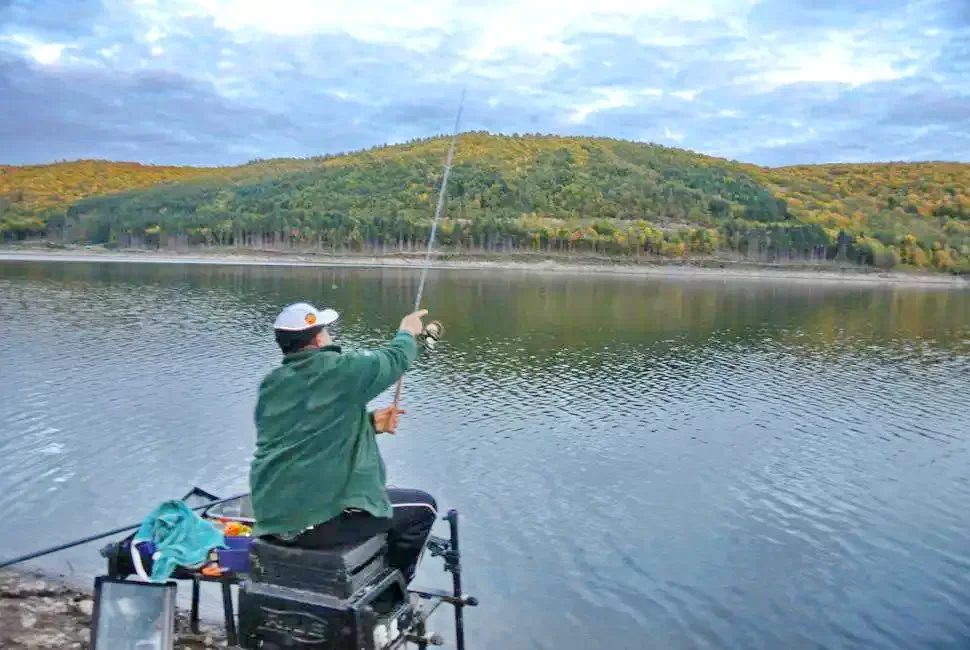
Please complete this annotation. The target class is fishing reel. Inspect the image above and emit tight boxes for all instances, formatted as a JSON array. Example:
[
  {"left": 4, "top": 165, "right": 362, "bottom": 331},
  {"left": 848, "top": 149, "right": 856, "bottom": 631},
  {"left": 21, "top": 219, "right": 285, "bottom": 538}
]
[{"left": 418, "top": 320, "right": 444, "bottom": 350}]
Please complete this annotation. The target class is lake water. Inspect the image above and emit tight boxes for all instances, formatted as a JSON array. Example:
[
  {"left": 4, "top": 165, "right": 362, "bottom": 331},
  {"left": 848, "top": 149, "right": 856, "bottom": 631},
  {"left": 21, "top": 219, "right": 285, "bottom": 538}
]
[{"left": 2, "top": 259, "right": 970, "bottom": 649}]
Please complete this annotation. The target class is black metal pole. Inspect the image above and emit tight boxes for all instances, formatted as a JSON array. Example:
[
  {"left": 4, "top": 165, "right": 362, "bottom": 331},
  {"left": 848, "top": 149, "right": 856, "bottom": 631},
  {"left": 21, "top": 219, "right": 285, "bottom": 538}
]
[
  {"left": 0, "top": 492, "right": 250, "bottom": 570},
  {"left": 446, "top": 509, "right": 465, "bottom": 650},
  {"left": 191, "top": 576, "right": 201, "bottom": 633},
  {"left": 221, "top": 579, "right": 238, "bottom": 646},
  {"left": 415, "top": 617, "right": 428, "bottom": 650}
]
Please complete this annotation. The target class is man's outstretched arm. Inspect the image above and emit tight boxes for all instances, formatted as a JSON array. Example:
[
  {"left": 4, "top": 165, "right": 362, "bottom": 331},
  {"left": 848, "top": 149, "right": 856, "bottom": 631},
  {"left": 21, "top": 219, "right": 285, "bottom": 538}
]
[{"left": 347, "top": 309, "right": 426, "bottom": 405}]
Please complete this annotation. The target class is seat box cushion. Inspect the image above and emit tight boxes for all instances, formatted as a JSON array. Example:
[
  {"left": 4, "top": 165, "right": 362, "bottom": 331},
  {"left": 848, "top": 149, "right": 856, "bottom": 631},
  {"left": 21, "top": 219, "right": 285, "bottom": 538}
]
[{"left": 250, "top": 535, "right": 388, "bottom": 599}]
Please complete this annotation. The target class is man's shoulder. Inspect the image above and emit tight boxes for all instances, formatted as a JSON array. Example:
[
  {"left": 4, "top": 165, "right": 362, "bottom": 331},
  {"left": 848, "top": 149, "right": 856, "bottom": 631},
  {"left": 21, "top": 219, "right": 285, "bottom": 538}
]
[
  {"left": 344, "top": 348, "right": 377, "bottom": 360},
  {"left": 258, "top": 355, "right": 319, "bottom": 390},
  {"left": 294, "top": 348, "right": 365, "bottom": 384},
  {"left": 255, "top": 364, "right": 288, "bottom": 401},
  {"left": 333, "top": 349, "right": 377, "bottom": 379},
  {"left": 340, "top": 338, "right": 415, "bottom": 366}
]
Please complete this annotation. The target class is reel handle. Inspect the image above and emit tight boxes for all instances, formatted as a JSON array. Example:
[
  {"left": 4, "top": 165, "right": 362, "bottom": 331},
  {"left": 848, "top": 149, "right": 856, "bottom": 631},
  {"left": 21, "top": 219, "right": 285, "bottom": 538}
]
[{"left": 420, "top": 320, "right": 445, "bottom": 348}]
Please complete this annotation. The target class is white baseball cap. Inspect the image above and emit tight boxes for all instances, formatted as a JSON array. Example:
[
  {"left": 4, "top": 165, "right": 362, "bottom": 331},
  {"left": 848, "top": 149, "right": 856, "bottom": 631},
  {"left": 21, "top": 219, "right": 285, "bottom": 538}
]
[{"left": 272, "top": 302, "right": 340, "bottom": 331}]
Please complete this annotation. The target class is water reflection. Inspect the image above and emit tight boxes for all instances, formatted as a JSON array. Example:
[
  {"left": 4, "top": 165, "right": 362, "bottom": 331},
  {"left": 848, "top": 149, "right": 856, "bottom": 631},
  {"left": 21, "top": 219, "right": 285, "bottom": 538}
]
[{"left": 1, "top": 260, "right": 970, "bottom": 650}]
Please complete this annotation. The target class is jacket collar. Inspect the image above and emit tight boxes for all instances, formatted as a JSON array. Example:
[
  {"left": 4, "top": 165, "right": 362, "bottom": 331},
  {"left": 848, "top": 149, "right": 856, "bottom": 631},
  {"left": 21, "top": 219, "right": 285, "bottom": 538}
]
[{"left": 282, "top": 345, "right": 341, "bottom": 364}]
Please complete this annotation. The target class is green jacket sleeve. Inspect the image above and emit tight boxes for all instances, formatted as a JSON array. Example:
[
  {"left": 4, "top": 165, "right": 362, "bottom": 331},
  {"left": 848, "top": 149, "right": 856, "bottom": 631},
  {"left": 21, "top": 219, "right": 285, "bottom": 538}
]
[{"left": 346, "top": 330, "right": 419, "bottom": 404}]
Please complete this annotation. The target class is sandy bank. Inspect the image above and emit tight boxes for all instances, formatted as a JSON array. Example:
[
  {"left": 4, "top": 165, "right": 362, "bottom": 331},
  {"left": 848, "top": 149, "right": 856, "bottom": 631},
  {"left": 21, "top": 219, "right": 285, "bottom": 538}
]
[{"left": 1, "top": 245, "right": 967, "bottom": 288}]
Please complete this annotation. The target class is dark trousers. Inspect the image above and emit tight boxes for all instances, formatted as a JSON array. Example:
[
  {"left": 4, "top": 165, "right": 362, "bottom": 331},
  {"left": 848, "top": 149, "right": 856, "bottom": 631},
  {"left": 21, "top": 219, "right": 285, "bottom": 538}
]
[{"left": 282, "top": 488, "right": 437, "bottom": 583}]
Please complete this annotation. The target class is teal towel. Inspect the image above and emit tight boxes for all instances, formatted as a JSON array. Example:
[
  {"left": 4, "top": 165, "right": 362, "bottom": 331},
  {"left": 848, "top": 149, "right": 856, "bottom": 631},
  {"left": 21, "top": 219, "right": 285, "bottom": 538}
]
[{"left": 133, "top": 499, "right": 226, "bottom": 582}]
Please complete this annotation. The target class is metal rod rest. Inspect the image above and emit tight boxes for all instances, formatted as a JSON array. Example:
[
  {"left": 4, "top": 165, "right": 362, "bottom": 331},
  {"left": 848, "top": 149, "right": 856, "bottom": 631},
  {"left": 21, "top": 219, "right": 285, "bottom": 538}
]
[{"left": 447, "top": 509, "right": 466, "bottom": 650}]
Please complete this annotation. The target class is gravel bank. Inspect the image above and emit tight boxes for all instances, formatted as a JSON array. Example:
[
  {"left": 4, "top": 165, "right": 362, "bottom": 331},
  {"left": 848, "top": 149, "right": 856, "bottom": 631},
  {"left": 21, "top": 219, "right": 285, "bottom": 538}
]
[{"left": 0, "top": 569, "right": 229, "bottom": 649}]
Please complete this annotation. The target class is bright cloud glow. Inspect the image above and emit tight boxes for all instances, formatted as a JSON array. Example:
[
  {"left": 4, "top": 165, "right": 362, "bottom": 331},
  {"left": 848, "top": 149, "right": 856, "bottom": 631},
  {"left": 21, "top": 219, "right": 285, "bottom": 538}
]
[
  {"left": 31, "top": 43, "right": 65, "bottom": 64},
  {"left": 2, "top": 34, "right": 67, "bottom": 64}
]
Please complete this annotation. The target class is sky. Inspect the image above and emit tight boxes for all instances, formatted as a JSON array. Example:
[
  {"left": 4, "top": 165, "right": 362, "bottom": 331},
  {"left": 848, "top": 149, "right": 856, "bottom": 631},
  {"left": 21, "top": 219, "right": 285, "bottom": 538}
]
[{"left": 1, "top": 0, "right": 968, "bottom": 167}]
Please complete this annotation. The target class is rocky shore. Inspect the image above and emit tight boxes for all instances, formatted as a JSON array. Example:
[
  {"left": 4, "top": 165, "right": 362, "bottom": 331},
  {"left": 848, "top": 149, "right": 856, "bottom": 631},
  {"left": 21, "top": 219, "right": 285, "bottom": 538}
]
[{"left": 0, "top": 569, "right": 229, "bottom": 649}]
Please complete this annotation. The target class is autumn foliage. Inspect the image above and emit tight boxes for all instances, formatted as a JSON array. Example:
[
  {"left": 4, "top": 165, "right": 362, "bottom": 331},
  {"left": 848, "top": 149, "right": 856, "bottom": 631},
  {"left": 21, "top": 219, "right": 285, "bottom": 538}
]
[{"left": 2, "top": 133, "right": 968, "bottom": 272}]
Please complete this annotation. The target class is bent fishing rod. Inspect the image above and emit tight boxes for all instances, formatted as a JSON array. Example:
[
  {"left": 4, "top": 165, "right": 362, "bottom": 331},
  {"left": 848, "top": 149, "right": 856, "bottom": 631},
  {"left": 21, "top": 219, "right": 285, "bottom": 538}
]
[
  {"left": 392, "top": 89, "right": 465, "bottom": 409},
  {"left": 0, "top": 492, "right": 249, "bottom": 570}
]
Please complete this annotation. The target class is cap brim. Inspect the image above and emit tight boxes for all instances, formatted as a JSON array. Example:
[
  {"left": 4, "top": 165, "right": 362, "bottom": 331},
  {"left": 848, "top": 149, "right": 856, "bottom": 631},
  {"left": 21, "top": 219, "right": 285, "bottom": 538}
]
[{"left": 318, "top": 308, "right": 339, "bottom": 326}]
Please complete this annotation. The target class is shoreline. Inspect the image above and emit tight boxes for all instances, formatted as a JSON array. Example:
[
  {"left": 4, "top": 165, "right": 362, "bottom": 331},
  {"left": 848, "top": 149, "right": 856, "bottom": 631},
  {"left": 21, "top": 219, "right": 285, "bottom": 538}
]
[
  {"left": 1, "top": 245, "right": 968, "bottom": 288},
  {"left": 0, "top": 567, "right": 227, "bottom": 649}
]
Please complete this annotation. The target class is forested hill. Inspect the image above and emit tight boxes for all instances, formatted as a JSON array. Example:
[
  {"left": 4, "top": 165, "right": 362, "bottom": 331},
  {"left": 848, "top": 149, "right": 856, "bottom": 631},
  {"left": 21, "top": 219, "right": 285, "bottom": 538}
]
[{"left": 2, "top": 132, "right": 969, "bottom": 271}]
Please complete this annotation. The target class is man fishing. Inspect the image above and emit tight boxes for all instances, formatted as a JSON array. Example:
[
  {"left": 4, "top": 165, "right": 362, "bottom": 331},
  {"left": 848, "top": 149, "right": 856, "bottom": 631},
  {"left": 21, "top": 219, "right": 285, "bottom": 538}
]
[{"left": 249, "top": 301, "right": 437, "bottom": 584}]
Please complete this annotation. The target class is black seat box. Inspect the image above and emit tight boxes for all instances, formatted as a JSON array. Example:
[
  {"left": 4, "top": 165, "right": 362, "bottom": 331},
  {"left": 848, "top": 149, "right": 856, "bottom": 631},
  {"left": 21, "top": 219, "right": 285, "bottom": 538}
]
[{"left": 249, "top": 534, "right": 388, "bottom": 599}]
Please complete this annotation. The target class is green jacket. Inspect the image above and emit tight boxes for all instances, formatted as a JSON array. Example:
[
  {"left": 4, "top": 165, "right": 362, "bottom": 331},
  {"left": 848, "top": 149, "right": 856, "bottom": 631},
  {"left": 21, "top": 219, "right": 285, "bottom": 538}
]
[{"left": 249, "top": 330, "right": 418, "bottom": 538}]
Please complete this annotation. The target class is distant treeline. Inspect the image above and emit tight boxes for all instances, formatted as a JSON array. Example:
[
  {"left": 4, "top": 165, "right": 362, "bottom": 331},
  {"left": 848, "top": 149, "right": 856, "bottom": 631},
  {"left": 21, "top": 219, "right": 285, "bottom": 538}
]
[{"left": 3, "top": 133, "right": 969, "bottom": 271}]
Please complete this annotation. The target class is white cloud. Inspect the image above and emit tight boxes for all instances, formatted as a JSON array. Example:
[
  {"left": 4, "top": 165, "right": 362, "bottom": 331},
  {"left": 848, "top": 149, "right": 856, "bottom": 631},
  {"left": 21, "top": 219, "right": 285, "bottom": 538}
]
[
  {"left": 747, "top": 31, "right": 927, "bottom": 89},
  {"left": 133, "top": 0, "right": 762, "bottom": 75},
  {"left": 764, "top": 137, "right": 793, "bottom": 148},
  {"left": 566, "top": 87, "right": 663, "bottom": 123},
  {"left": 30, "top": 43, "right": 66, "bottom": 65},
  {"left": 113, "top": 0, "right": 941, "bottom": 100},
  {"left": 764, "top": 55, "right": 908, "bottom": 87},
  {"left": 2, "top": 34, "right": 67, "bottom": 65},
  {"left": 177, "top": 0, "right": 454, "bottom": 39},
  {"left": 567, "top": 88, "right": 634, "bottom": 123},
  {"left": 671, "top": 89, "right": 699, "bottom": 101},
  {"left": 3, "top": 0, "right": 966, "bottom": 166},
  {"left": 99, "top": 45, "right": 121, "bottom": 59},
  {"left": 663, "top": 126, "right": 684, "bottom": 141}
]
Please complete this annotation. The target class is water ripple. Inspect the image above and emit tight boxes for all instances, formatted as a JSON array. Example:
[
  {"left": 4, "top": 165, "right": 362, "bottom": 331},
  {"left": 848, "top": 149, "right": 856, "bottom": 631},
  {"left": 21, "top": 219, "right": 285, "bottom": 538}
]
[{"left": 2, "top": 263, "right": 970, "bottom": 649}]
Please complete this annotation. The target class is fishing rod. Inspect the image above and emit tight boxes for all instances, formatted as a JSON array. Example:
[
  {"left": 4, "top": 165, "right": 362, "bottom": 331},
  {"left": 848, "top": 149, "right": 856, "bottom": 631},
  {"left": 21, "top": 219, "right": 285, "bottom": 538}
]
[
  {"left": 0, "top": 492, "right": 250, "bottom": 570},
  {"left": 391, "top": 89, "right": 465, "bottom": 409},
  {"left": 3, "top": 94, "right": 466, "bottom": 569}
]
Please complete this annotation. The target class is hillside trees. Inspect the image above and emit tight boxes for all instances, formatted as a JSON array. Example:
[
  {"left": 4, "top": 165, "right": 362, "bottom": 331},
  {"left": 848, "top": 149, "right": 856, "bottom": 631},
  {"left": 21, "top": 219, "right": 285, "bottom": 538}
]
[{"left": 3, "top": 134, "right": 968, "bottom": 271}]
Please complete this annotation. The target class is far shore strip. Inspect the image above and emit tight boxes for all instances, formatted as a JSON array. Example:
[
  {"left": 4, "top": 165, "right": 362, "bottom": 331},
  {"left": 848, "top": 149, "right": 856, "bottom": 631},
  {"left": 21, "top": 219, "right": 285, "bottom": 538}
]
[{"left": 0, "top": 248, "right": 967, "bottom": 288}]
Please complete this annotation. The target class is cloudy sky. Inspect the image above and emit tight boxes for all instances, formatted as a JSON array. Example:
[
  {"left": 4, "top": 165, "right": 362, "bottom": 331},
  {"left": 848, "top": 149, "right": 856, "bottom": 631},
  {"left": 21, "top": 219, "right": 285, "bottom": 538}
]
[{"left": 1, "top": 0, "right": 968, "bottom": 167}]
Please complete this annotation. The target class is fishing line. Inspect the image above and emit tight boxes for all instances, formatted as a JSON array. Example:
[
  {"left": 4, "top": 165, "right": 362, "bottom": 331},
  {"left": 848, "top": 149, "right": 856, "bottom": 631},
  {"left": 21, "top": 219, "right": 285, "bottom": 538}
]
[
  {"left": 391, "top": 89, "right": 465, "bottom": 410},
  {"left": 413, "top": 89, "right": 465, "bottom": 312}
]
